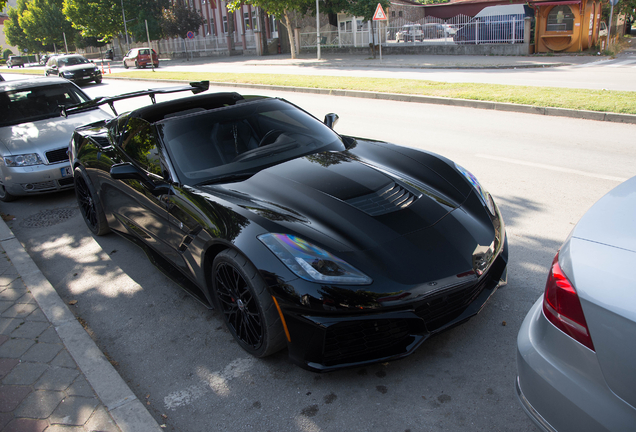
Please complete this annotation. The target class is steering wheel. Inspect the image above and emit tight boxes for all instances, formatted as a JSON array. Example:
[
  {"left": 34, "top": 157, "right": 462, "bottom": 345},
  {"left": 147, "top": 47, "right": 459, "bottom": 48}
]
[{"left": 258, "top": 130, "right": 283, "bottom": 147}]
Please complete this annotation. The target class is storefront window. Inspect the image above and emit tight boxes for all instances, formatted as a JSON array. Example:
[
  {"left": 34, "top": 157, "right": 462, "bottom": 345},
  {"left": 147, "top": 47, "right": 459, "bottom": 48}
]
[{"left": 547, "top": 6, "right": 574, "bottom": 32}]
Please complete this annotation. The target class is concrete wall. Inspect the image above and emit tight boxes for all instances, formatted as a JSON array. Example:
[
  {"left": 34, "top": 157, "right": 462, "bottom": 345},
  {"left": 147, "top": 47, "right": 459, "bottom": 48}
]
[{"left": 304, "top": 42, "right": 531, "bottom": 56}]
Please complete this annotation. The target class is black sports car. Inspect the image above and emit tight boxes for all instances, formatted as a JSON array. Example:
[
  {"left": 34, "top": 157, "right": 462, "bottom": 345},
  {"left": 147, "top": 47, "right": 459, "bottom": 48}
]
[{"left": 68, "top": 82, "right": 508, "bottom": 372}]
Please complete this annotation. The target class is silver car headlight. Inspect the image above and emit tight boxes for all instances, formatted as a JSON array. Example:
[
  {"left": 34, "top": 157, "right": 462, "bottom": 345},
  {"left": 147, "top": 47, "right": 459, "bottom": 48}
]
[
  {"left": 4, "top": 153, "right": 44, "bottom": 167},
  {"left": 455, "top": 163, "right": 497, "bottom": 215},
  {"left": 258, "top": 233, "right": 372, "bottom": 285}
]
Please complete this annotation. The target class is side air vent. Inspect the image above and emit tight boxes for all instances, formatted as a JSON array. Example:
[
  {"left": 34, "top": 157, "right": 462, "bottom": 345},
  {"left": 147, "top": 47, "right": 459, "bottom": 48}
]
[
  {"left": 90, "top": 135, "right": 112, "bottom": 149},
  {"left": 346, "top": 182, "right": 419, "bottom": 216}
]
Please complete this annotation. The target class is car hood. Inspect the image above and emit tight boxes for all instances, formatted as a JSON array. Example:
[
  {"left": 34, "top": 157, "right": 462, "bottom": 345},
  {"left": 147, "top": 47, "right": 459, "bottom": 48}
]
[
  {"left": 59, "top": 64, "right": 97, "bottom": 73},
  {"left": 0, "top": 109, "right": 111, "bottom": 156},
  {"left": 562, "top": 176, "right": 636, "bottom": 409},
  {"left": 200, "top": 152, "right": 501, "bottom": 286}
]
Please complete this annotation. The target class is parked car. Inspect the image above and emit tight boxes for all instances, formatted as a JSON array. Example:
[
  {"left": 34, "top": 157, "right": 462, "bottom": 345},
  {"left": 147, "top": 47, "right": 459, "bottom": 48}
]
[
  {"left": 442, "top": 24, "right": 457, "bottom": 37},
  {"left": 423, "top": 23, "right": 445, "bottom": 39},
  {"left": 396, "top": 24, "right": 423, "bottom": 42},
  {"left": 68, "top": 81, "right": 508, "bottom": 372},
  {"left": 517, "top": 176, "right": 636, "bottom": 431},
  {"left": 7, "top": 56, "right": 25, "bottom": 68},
  {"left": 0, "top": 77, "right": 112, "bottom": 201},
  {"left": 122, "top": 47, "right": 159, "bottom": 69},
  {"left": 44, "top": 54, "right": 102, "bottom": 85},
  {"left": 39, "top": 54, "right": 51, "bottom": 66}
]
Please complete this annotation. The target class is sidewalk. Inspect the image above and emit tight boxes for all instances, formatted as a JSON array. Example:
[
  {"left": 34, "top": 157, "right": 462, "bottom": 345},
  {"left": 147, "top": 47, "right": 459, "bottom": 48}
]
[
  {"left": 154, "top": 51, "right": 610, "bottom": 69},
  {"left": 0, "top": 220, "right": 160, "bottom": 432}
]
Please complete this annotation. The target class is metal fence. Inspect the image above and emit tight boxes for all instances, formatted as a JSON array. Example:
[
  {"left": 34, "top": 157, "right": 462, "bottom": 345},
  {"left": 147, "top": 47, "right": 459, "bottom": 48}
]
[{"left": 300, "top": 14, "right": 527, "bottom": 48}]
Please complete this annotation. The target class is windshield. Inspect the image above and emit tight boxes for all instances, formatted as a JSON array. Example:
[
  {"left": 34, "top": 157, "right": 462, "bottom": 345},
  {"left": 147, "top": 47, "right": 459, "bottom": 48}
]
[
  {"left": 0, "top": 83, "right": 91, "bottom": 127},
  {"left": 60, "top": 56, "right": 89, "bottom": 66},
  {"left": 157, "top": 98, "right": 346, "bottom": 186}
]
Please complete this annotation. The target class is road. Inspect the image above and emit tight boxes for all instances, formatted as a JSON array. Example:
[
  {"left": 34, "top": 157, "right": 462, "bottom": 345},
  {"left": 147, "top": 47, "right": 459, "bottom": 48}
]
[
  {"left": 1, "top": 78, "right": 635, "bottom": 431},
  {"left": 153, "top": 52, "right": 636, "bottom": 91}
]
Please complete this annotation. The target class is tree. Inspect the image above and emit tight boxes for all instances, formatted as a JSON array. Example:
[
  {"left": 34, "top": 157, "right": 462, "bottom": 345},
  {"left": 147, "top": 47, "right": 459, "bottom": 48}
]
[
  {"left": 19, "top": 0, "right": 76, "bottom": 52},
  {"left": 161, "top": 0, "right": 205, "bottom": 58},
  {"left": 63, "top": 0, "right": 123, "bottom": 43},
  {"left": 127, "top": 0, "right": 170, "bottom": 42},
  {"left": 4, "top": 0, "right": 44, "bottom": 53},
  {"left": 228, "top": 0, "right": 307, "bottom": 59}
]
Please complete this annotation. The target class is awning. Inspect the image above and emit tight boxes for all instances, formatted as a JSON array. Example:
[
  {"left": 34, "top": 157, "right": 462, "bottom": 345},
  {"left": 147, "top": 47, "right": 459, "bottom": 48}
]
[{"left": 530, "top": 1, "right": 580, "bottom": 6}]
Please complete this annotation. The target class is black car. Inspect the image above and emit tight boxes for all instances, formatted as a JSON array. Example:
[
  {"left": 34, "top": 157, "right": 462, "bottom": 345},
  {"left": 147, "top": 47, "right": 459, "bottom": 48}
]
[
  {"left": 44, "top": 54, "right": 102, "bottom": 84},
  {"left": 68, "top": 82, "right": 508, "bottom": 372}
]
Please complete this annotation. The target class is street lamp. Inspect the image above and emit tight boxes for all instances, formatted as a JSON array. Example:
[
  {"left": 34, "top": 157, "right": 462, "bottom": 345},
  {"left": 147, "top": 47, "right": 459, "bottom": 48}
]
[{"left": 121, "top": 0, "right": 130, "bottom": 50}]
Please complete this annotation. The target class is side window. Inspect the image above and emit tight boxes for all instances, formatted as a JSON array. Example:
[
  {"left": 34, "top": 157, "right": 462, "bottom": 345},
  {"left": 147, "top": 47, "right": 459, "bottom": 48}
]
[{"left": 121, "top": 118, "right": 164, "bottom": 177}]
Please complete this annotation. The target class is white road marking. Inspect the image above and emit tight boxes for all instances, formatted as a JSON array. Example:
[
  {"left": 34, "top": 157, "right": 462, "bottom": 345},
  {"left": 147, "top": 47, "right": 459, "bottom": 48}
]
[
  {"left": 163, "top": 358, "right": 256, "bottom": 409},
  {"left": 475, "top": 154, "right": 628, "bottom": 182},
  {"left": 572, "top": 59, "right": 616, "bottom": 68}
]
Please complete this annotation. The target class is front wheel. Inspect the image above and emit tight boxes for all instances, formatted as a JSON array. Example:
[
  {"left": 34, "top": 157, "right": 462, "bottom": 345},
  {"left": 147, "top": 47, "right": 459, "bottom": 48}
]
[
  {"left": 212, "top": 250, "right": 286, "bottom": 358},
  {"left": 135, "top": 60, "right": 140, "bottom": 69},
  {"left": 94, "top": 77, "right": 102, "bottom": 84},
  {"left": 74, "top": 167, "right": 109, "bottom": 236},
  {"left": 0, "top": 180, "right": 17, "bottom": 202}
]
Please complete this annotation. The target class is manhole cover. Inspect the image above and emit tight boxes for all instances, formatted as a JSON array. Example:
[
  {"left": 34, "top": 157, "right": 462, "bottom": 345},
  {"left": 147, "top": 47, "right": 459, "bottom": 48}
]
[{"left": 20, "top": 208, "right": 78, "bottom": 228}]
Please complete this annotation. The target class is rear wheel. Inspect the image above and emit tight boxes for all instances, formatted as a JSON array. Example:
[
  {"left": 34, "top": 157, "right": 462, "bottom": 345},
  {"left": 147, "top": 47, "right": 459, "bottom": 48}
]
[
  {"left": 135, "top": 60, "right": 140, "bottom": 69},
  {"left": 74, "top": 167, "right": 109, "bottom": 236},
  {"left": 212, "top": 250, "right": 286, "bottom": 357},
  {"left": 124, "top": 62, "right": 129, "bottom": 69}
]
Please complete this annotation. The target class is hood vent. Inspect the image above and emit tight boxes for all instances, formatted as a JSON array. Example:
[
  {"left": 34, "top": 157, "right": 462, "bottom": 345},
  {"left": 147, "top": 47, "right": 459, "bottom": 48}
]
[{"left": 346, "top": 182, "right": 419, "bottom": 216}]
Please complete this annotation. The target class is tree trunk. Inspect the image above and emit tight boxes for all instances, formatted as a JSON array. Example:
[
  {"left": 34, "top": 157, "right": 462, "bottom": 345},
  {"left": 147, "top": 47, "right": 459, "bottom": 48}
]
[
  {"left": 259, "top": 8, "right": 268, "bottom": 55},
  {"left": 283, "top": 11, "right": 296, "bottom": 59}
]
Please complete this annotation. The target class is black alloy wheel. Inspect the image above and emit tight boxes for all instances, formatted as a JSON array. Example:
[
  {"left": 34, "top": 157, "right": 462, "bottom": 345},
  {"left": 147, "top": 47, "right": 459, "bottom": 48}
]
[
  {"left": 212, "top": 250, "right": 286, "bottom": 357},
  {"left": 74, "top": 167, "right": 109, "bottom": 236}
]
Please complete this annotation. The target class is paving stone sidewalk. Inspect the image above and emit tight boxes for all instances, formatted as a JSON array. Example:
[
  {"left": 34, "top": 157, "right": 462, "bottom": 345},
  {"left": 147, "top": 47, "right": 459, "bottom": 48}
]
[{"left": 0, "top": 241, "right": 120, "bottom": 432}]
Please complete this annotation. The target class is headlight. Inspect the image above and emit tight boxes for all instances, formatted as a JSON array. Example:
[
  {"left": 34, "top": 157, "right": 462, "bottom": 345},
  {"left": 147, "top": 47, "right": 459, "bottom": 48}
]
[
  {"left": 62, "top": 71, "right": 74, "bottom": 77},
  {"left": 4, "top": 153, "right": 44, "bottom": 167},
  {"left": 455, "top": 163, "right": 496, "bottom": 215},
  {"left": 258, "top": 233, "right": 372, "bottom": 285}
]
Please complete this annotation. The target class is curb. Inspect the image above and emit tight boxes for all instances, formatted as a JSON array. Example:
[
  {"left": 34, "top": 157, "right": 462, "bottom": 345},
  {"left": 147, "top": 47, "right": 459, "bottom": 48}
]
[
  {"left": 106, "top": 76, "right": 636, "bottom": 125},
  {"left": 0, "top": 218, "right": 162, "bottom": 432}
]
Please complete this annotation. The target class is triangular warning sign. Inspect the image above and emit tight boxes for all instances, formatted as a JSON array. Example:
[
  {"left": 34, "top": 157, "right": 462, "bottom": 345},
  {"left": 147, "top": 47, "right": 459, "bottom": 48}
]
[{"left": 373, "top": 3, "right": 387, "bottom": 21}]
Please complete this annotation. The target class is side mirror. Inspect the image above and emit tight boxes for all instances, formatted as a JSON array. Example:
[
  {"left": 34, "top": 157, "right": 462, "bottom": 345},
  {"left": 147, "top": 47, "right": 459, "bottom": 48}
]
[
  {"left": 324, "top": 113, "right": 339, "bottom": 129},
  {"left": 110, "top": 162, "right": 169, "bottom": 195}
]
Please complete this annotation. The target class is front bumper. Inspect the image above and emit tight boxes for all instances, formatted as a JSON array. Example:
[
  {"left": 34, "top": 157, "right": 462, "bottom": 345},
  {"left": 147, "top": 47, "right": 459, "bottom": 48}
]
[
  {"left": 62, "top": 70, "right": 101, "bottom": 83},
  {"left": 2, "top": 163, "right": 74, "bottom": 196},
  {"left": 280, "top": 240, "right": 508, "bottom": 372},
  {"left": 516, "top": 297, "right": 636, "bottom": 432}
]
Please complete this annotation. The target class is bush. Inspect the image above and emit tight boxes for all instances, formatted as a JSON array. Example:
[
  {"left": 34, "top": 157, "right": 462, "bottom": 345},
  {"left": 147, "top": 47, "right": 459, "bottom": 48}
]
[{"left": 3, "top": 49, "right": 13, "bottom": 60}]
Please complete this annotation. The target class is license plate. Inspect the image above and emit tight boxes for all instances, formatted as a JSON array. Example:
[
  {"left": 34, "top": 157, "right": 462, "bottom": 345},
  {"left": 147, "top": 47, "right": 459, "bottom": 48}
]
[{"left": 60, "top": 167, "right": 72, "bottom": 177}]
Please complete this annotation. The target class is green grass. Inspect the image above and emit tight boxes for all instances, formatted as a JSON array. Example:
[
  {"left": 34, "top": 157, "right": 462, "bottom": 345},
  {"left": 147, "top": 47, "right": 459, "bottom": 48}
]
[{"left": 5, "top": 67, "right": 636, "bottom": 114}]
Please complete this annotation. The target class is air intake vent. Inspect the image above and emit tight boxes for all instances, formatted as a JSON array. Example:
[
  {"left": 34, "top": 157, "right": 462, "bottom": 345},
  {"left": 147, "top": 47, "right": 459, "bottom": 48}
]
[
  {"left": 90, "top": 135, "right": 112, "bottom": 148},
  {"left": 346, "top": 182, "right": 418, "bottom": 216}
]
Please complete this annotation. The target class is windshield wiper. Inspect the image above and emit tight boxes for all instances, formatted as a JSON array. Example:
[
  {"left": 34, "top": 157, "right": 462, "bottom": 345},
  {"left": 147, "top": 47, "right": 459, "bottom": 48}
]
[{"left": 196, "top": 172, "right": 255, "bottom": 186}]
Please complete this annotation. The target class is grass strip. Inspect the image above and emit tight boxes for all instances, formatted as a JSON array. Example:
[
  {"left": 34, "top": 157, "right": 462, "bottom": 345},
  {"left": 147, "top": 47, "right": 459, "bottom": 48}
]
[
  {"left": 4, "top": 68, "right": 635, "bottom": 114},
  {"left": 114, "top": 71, "right": 636, "bottom": 115}
]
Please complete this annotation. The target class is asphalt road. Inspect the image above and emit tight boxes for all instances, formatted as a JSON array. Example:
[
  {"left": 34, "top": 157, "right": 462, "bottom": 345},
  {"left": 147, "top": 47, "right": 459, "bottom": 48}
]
[{"left": 2, "top": 78, "right": 635, "bottom": 431}]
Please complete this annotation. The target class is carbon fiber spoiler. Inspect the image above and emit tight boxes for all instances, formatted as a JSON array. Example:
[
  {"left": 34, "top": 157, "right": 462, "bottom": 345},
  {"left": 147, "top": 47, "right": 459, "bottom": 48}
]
[{"left": 61, "top": 80, "right": 210, "bottom": 117}]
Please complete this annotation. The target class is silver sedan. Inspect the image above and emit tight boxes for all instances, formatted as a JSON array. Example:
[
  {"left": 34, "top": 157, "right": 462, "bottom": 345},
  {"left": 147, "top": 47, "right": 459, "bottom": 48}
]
[
  {"left": 0, "top": 77, "right": 111, "bottom": 201},
  {"left": 516, "top": 176, "right": 636, "bottom": 431}
]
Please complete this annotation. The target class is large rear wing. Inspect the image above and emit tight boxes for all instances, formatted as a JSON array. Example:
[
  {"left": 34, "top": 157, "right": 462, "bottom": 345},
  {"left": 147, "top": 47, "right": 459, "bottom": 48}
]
[{"left": 62, "top": 80, "right": 210, "bottom": 117}]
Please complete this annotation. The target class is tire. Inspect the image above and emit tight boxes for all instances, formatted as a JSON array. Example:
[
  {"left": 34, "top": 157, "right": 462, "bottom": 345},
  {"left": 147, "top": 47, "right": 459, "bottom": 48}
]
[
  {"left": 135, "top": 60, "right": 140, "bottom": 69},
  {"left": 94, "top": 77, "right": 102, "bottom": 84},
  {"left": 212, "top": 249, "right": 286, "bottom": 358},
  {"left": 0, "top": 181, "right": 17, "bottom": 202},
  {"left": 74, "top": 167, "right": 109, "bottom": 236},
  {"left": 124, "top": 62, "right": 129, "bottom": 69}
]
